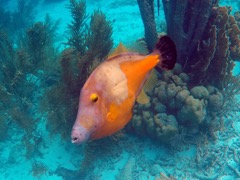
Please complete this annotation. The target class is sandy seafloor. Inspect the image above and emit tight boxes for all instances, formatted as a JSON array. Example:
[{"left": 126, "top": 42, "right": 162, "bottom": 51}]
[{"left": 1, "top": 0, "right": 240, "bottom": 180}]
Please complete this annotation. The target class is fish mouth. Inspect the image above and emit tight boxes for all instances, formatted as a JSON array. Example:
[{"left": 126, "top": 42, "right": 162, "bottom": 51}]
[
  {"left": 71, "top": 133, "right": 86, "bottom": 145},
  {"left": 71, "top": 136, "right": 87, "bottom": 145},
  {"left": 71, "top": 136, "right": 80, "bottom": 144},
  {"left": 71, "top": 126, "right": 90, "bottom": 145}
]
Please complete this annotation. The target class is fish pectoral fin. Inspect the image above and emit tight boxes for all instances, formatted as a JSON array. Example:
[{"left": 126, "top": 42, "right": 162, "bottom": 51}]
[
  {"left": 107, "top": 112, "right": 114, "bottom": 122},
  {"left": 136, "top": 70, "right": 158, "bottom": 105},
  {"left": 107, "top": 104, "right": 119, "bottom": 122},
  {"left": 136, "top": 89, "right": 150, "bottom": 104}
]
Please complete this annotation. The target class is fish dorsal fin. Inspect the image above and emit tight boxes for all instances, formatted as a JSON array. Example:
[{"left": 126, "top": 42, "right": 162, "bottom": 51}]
[
  {"left": 136, "top": 70, "right": 158, "bottom": 104},
  {"left": 136, "top": 89, "right": 150, "bottom": 104},
  {"left": 108, "top": 42, "right": 128, "bottom": 58}
]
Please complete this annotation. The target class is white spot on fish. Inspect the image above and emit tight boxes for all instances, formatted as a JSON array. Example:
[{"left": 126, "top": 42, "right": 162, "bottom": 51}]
[{"left": 94, "top": 61, "right": 128, "bottom": 104}]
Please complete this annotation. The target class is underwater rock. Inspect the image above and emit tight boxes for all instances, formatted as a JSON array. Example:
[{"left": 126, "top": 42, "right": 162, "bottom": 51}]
[
  {"left": 142, "top": 111, "right": 151, "bottom": 120},
  {"left": 171, "top": 75, "right": 186, "bottom": 86},
  {"left": 154, "top": 81, "right": 168, "bottom": 104},
  {"left": 152, "top": 99, "right": 166, "bottom": 113},
  {"left": 131, "top": 115, "right": 146, "bottom": 136},
  {"left": 166, "top": 83, "right": 182, "bottom": 100},
  {"left": 162, "top": 70, "right": 174, "bottom": 82},
  {"left": 138, "top": 102, "right": 151, "bottom": 110},
  {"left": 175, "top": 89, "right": 190, "bottom": 109},
  {"left": 132, "top": 110, "right": 179, "bottom": 142},
  {"left": 166, "top": 83, "right": 182, "bottom": 110},
  {"left": 190, "top": 86, "right": 209, "bottom": 100},
  {"left": 145, "top": 117, "right": 156, "bottom": 138},
  {"left": 208, "top": 90, "right": 224, "bottom": 112},
  {"left": 177, "top": 96, "right": 206, "bottom": 125},
  {"left": 154, "top": 113, "right": 178, "bottom": 143},
  {"left": 207, "top": 85, "right": 217, "bottom": 95},
  {"left": 179, "top": 73, "right": 190, "bottom": 83},
  {"left": 172, "top": 63, "right": 183, "bottom": 75},
  {"left": 207, "top": 85, "right": 224, "bottom": 112}
]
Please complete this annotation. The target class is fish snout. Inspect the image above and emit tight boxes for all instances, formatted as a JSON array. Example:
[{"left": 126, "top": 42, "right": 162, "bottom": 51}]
[
  {"left": 71, "top": 126, "right": 90, "bottom": 145},
  {"left": 71, "top": 135, "right": 80, "bottom": 144}
]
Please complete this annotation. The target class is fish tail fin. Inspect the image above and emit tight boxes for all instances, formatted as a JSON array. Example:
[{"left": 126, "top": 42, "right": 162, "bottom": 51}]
[{"left": 152, "top": 35, "right": 177, "bottom": 70}]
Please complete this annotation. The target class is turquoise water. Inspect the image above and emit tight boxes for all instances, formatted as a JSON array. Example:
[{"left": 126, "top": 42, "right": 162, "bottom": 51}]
[{"left": 0, "top": 0, "right": 240, "bottom": 179}]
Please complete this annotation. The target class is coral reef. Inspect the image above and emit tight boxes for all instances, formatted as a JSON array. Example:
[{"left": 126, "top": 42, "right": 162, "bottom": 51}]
[
  {"left": 177, "top": 95, "right": 206, "bottom": 125},
  {"left": 0, "top": 0, "right": 239, "bottom": 179},
  {"left": 129, "top": 64, "right": 224, "bottom": 144},
  {"left": 132, "top": 1, "right": 240, "bottom": 145},
  {"left": 162, "top": 1, "right": 240, "bottom": 89}
]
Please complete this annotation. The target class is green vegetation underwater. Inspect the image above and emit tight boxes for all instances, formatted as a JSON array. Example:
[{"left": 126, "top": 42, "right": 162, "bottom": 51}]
[{"left": 0, "top": 0, "right": 240, "bottom": 179}]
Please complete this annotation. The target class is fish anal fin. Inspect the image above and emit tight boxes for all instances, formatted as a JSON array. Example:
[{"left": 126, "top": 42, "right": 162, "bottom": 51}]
[
  {"left": 136, "top": 89, "right": 150, "bottom": 104},
  {"left": 144, "top": 69, "right": 158, "bottom": 93},
  {"left": 136, "top": 70, "right": 158, "bottom": 104}
]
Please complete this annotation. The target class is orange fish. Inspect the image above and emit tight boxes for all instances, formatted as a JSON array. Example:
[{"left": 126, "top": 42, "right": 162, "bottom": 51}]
[{"left": 71, "top": 36, "right": 177, "bottom": 144}]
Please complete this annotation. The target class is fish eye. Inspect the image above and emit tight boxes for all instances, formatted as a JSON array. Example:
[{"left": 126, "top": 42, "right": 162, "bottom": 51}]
[{"left": 90, "top": 93, "right": 98, "bottom": 103}]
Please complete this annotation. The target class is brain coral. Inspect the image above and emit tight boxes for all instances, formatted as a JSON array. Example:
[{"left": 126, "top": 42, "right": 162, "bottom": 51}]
[
  {"left": 154, "top": 113, "right": 178, "bottom": 143},
  {"left": 190, "top": 86, "right": 209, "bottom": 100},
  {"left": 207, "top": 86, "right": 224, "bottom": 112},
  {"left": 177, "top": 96, "right": 207, "bottom": 125}
]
